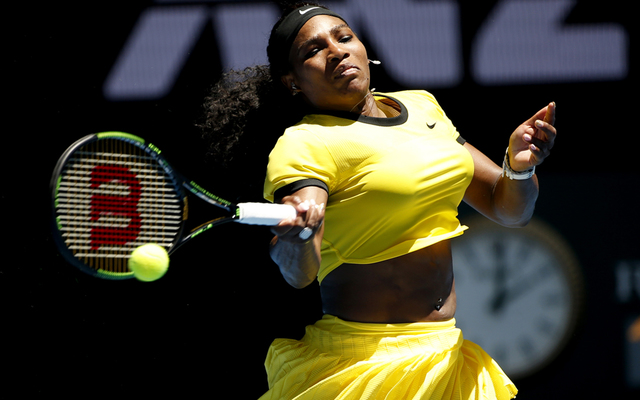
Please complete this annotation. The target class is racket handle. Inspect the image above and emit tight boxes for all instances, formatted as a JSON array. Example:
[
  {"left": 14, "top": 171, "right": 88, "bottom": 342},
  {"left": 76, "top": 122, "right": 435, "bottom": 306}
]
[{"left": 236, "top": 203, "right": 297, "bottom": 225}]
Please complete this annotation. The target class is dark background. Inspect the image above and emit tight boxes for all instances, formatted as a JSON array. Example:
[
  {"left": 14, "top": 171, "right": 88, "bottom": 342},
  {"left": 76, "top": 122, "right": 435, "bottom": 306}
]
[{"left": 5, "top": 0, "right": 638, "bottom": 398}]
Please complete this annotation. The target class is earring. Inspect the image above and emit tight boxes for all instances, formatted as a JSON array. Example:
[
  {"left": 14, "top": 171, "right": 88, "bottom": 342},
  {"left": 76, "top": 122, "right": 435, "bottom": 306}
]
[
  {"left": 291, "top": 83, "right": 300, "bottom": 95},
  {"left": 368, "top": 59, "right": 381, "bottom": 65}
]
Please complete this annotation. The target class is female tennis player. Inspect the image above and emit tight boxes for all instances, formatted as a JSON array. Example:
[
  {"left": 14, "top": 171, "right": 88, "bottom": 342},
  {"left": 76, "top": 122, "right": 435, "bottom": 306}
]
[{"left": 201, "top": 3, "right": 556, "bottom": 399}]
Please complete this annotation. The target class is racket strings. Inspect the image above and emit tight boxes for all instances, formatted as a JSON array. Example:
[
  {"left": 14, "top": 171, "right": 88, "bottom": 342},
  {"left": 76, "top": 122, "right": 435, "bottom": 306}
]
[{"left": 55, "top": 139, "right": 182, "bottom": 273}]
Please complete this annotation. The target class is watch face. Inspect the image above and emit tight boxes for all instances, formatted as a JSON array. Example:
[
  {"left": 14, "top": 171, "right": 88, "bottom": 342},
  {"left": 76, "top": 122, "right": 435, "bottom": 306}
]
[{"left": 452, "top": 216, "right": 583, "bottom": 379}]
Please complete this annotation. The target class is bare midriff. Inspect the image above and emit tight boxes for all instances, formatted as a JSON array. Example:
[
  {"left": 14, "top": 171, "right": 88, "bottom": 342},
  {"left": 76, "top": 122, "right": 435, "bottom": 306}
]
[{"left": 320, "top": 239, "right": 456, "bottom": 323}]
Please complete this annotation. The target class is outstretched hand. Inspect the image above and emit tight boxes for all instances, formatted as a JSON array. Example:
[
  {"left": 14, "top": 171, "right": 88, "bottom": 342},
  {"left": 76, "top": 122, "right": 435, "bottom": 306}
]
[{"left": 508, "top": 102, "right": 556, "bottom": 171}]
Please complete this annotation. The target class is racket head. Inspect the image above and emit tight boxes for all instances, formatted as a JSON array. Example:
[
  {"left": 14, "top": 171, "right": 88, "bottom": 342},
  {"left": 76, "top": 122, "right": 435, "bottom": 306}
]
[{"left": 50, "top": 132, "right": 186, "bottom": 279}]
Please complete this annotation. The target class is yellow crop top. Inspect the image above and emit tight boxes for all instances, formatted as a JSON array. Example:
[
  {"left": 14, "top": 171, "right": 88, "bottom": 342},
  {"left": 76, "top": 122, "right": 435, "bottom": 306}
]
[{"left": 264, "top": 90, "right": 474, "bottom": 283}]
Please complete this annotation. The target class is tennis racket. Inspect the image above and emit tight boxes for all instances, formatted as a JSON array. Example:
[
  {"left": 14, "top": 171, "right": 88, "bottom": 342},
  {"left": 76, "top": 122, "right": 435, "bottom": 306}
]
[{"left": 50, "top": 131, "right": 295, "bottom": 280}]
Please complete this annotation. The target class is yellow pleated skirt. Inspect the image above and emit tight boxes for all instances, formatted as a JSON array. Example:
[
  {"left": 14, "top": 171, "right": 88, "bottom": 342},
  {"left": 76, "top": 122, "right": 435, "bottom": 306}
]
[{"left": 259, "top": 315, "right": 517, "bottom": 400}]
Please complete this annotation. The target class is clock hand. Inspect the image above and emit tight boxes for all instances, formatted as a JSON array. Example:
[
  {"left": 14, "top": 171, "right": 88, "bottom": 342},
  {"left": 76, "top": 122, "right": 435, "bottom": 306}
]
[
  {"left": 490, "top": 241, "right": 509, "bottom": 314},
  {"left": 500, "top": 263, "right": 553, "bottom": 305}
]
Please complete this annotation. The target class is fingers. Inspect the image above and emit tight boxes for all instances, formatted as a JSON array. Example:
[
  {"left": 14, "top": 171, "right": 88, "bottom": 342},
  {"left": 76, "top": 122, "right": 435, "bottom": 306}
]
[
  {"left": 533, "top": 102, "right": 557, "bottom": 143},
  {"left": 510, "top": 102, "right": 557, "bottom": 169},
  {"left": 525, "top": 102, "right": 556, "bottom": 164},
  {"left": 543, "top": 101, "right": 556, "bottom": 125},
  {"left": 271, "top": 195, "right": 325, "bottom": 243}
]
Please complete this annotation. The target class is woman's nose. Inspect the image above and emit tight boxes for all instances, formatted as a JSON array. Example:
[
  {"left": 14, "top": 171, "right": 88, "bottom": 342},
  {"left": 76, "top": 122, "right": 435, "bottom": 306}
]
[{"left": 327, "top": 41, "right": 349, "bottom": 62}]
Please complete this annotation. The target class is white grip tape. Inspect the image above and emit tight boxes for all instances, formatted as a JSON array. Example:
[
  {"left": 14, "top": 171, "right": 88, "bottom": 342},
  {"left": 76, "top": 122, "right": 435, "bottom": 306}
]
[{"left": 237, "top": 203, "right": 297, "bottom": 225}]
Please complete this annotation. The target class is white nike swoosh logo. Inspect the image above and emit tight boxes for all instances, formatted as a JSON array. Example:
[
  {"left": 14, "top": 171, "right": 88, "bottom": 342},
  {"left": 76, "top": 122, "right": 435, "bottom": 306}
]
[{"left": 300, "top": 7, "right": 320, "bottom": 15}]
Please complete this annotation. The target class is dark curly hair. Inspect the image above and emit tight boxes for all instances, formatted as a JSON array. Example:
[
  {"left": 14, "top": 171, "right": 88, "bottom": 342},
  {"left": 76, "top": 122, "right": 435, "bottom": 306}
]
[{"left": 198, "top": 2, "right": 325, "bottom": 197}]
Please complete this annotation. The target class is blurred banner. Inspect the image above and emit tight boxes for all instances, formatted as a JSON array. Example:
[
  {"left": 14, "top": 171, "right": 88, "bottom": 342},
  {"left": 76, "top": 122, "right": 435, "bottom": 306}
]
[{"left": 103, "top": 0, "right": 628, "bottom": 100}]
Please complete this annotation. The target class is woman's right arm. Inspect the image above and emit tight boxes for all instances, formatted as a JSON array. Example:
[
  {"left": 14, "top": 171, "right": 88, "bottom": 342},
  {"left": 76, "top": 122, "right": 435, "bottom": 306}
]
[{"left": 270, "top": 186, "right": 328, "bottom": 288}]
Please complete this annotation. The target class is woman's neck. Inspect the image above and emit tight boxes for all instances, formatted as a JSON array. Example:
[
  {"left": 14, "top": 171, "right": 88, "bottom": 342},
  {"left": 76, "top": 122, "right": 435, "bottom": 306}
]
[{"left": 350, "top": 90, "right": 387, "bottom": 118}]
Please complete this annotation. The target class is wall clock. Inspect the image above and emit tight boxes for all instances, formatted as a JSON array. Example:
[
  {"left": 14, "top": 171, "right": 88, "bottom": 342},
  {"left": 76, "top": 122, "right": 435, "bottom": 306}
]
[{"left": 452, "top": 215, "right": 584, "bottom": 379}]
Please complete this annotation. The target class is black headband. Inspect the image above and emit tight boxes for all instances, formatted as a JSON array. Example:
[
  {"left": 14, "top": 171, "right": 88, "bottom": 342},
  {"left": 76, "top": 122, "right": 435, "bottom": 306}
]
[{"left": 273, "top": 5, "right": 347, "bottom": 61}]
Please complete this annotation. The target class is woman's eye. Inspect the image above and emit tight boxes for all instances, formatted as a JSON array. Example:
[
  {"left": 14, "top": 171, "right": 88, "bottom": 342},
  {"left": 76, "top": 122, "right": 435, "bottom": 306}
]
[
  {"left": 302, "top": 35, "right": 353, "bottom": 59},
  {"left": 304, "top": 48, "right": 319, "bottom": 59}
]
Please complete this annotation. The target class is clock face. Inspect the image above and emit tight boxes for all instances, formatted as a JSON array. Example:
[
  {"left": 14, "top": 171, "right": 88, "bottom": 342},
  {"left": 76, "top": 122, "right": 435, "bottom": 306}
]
[{"left": 452, "top": 216, "right": 583, "bottom": 379}]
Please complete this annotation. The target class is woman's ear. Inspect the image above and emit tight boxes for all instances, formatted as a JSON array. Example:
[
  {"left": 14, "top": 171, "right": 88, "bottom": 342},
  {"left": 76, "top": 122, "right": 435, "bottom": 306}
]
[{"left": 281, "top": 74, "right": 300, "bottom": 96}]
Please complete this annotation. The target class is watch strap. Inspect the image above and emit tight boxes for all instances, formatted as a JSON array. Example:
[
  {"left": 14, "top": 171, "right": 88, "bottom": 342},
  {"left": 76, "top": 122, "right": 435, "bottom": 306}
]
[{"left": 502, "top": 148, "right": 535, "bottom": 180}]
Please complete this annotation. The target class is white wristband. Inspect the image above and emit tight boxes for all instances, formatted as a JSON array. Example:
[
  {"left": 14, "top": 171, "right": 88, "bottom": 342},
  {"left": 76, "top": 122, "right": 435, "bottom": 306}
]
[{"left": 502, "top": 148, "right": 535, "bottom": 180}]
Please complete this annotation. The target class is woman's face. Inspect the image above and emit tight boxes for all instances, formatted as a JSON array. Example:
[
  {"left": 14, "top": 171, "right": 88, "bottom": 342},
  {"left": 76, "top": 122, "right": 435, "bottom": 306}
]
[{"left": 283, "top": 15, "right": 371, "bottom": 112}]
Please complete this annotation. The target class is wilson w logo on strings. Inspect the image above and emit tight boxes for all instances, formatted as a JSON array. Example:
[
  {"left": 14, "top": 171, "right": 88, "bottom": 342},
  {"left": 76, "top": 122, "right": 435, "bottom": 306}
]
[
  {"left": 56, "top": 151, "right": 182, "bottom": 259},
  {"left": 89, "top": 165, "right": 142, "bottom": 250}
]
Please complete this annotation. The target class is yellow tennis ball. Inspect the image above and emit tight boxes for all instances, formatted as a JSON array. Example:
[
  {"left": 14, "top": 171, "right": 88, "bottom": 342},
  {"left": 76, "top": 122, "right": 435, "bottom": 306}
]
[{"left": 128, "top": 244, "right": 169, "bottom": 282}]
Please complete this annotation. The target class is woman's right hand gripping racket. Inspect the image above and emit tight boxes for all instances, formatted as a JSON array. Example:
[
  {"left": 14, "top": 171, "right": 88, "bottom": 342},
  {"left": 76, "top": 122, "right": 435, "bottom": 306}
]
[{"left": 50, "top": 132, "right": 295, "bottom": 280}]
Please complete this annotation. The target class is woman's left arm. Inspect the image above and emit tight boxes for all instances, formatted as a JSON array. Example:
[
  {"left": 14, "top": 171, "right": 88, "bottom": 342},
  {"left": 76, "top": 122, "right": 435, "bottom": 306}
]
[{"left": 463, "top": 102, "right": 556, "bottom": 227}]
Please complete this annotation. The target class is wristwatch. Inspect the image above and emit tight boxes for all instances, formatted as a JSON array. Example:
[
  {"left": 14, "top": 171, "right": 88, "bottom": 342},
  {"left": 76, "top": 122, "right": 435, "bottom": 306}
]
[{"left": 503, "top": 148, "right": 535, "bottom": 180}]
